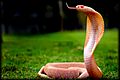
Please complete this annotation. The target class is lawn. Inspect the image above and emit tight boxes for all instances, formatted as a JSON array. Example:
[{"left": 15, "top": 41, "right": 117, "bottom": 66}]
[{"left": 1, "top": 29, "right": 118, "bottom": 79}]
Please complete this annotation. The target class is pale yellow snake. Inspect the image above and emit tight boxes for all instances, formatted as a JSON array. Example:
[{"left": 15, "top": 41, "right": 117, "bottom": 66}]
[{"left": 38, "top": 3, "right": 104, "bottom": 79}]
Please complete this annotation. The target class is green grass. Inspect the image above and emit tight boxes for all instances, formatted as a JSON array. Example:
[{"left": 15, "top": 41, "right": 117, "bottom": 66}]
[{"left": 2, "top": 29, "right": 118, "bottom": 79}]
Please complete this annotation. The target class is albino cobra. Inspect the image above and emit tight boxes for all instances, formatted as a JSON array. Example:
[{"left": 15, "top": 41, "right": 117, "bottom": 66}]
[{"left": 38, "top": 3, "right": 104, "bottom": 79}]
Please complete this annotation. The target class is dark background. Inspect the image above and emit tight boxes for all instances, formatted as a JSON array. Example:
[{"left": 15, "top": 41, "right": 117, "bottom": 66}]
[{"left": 1, "top": 0, "right": 119, "bottom": 34}]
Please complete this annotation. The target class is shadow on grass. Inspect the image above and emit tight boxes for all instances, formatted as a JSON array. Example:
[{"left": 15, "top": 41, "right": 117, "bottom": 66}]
[{"left": 36, "top": 75, "right": 119, "bottom": 80}]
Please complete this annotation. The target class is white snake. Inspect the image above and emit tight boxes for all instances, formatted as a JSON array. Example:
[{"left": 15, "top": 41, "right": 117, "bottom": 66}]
[{"left": 38, "top": 3, "right": 104, "bottom": 79}]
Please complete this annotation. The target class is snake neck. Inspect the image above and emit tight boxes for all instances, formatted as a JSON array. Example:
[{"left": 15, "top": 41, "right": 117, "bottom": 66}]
[{"left": 84, "top": 13, "right": 103, "bottom": 78}]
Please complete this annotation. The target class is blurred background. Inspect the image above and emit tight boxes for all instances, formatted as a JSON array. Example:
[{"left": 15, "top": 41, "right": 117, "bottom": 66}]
[{"left": 1, "top": 0, "right": 119, "bottom": 34}]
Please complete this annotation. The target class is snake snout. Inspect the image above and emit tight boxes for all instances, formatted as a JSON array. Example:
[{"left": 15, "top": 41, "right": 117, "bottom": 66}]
[{"left": 76, "top": 5, "right": 84, "bottom": 9}]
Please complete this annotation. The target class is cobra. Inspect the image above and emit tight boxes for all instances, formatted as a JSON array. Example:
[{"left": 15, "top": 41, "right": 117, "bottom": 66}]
[{"left": 38, "top": 3, "right": 104, "bottom": 79}]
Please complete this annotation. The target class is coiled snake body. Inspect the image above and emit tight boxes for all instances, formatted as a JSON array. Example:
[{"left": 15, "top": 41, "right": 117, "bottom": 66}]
[{"left": 38, "top": 3, "right": 104, "bottom": 79}]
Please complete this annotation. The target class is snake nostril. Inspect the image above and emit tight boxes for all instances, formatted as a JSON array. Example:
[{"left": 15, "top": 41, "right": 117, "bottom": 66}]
[{"left": 76, "top": 5, "right": 79, "bottom": 8}]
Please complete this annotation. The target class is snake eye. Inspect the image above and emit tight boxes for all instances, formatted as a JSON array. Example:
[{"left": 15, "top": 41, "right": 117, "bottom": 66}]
[{"left": 80, "top": 5, "right": 84, "bottom": 8}]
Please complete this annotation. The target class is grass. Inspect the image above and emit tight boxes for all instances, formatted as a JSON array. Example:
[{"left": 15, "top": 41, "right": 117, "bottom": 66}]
[{"left": 1, "top": 29, "right": 118, "bottom": 79}]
